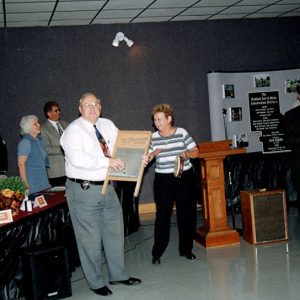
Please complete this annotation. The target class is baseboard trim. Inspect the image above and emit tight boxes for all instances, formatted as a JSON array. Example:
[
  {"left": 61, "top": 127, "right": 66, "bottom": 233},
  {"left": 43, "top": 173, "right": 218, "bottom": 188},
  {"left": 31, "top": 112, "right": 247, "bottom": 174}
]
[
  {"left": 139, "top": 202, "right": 156, "bottom": 214},
  {"left": 139, "top": 203, "right": 202, "bottom": 214}
]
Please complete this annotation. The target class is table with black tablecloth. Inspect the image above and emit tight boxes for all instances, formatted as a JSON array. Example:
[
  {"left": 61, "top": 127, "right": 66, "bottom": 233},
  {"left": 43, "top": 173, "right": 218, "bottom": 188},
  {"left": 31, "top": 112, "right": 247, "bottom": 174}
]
[{"left": 0, "top": 191, "right": 80, "bottom": 300}]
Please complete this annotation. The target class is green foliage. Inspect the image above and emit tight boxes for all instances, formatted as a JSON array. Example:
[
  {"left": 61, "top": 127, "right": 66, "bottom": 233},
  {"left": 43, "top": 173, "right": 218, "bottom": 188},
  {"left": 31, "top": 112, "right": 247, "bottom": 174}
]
[{"left": 0, "top": 176, "right": 27, "bottom": 194}]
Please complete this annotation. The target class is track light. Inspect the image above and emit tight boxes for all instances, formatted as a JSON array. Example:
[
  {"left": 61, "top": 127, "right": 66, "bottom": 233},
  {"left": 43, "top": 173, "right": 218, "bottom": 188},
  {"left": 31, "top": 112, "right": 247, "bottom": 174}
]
[{"left": 112, "top": 32, "right": 134, "bottom": 48}]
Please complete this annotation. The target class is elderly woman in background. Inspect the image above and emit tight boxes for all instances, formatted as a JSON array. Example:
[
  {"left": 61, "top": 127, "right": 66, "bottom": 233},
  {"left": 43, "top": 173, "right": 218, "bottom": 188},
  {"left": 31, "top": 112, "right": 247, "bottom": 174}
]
[{"left": 17, "top": 115, "right": 51, "bottom": 195}]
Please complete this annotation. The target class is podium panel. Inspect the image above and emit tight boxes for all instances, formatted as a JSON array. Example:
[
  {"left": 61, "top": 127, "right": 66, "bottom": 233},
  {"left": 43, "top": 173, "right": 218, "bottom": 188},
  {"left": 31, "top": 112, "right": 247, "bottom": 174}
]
[{"left": 240, "top": 190, "right": 288, "bottom": 245}]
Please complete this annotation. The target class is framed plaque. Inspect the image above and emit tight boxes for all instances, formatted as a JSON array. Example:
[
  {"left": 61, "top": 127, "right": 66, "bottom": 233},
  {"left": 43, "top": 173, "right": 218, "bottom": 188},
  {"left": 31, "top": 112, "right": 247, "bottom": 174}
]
[
  {"left": 34, "top": 195, "right": 48, "bottom": 208},
  {"left": 0, "top": 209, "right": 13, "bottom": 224},
  {"left": 102, "top": 130, "right": 151, "bottom": 197}
]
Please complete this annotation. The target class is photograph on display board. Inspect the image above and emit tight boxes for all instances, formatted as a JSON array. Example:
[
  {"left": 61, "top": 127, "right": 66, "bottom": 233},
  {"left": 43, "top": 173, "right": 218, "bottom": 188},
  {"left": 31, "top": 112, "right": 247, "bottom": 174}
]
[
  {"left": 254, "top": 74, "right": 270, "bottom": 88},
  {"left": 238, "top": 133, "right": 249, "bottom": 147},
  {"left": 222, "top": 84, "right": 235, "bottom": 99},
  {"left": 229, "top": 107, "right": 242, "bottom": 121},
  {"left": 285, "top": 79, "right": 300, "bottom": 93}
]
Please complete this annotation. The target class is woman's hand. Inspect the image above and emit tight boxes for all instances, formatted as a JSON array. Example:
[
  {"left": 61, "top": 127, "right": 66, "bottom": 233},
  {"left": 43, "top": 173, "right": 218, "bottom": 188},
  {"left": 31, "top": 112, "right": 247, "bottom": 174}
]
[
  {"left": 180, "top": 147, "right": 199, "bottom": 159},
  {"left": 180, "top": 151, "right": 187, "bottom": 159},
  {"left": 149, "top": 148, "right": 162, "bottom": 162},
  {"left": 142, "top": 155, "right": 149, "bottom": 167}
]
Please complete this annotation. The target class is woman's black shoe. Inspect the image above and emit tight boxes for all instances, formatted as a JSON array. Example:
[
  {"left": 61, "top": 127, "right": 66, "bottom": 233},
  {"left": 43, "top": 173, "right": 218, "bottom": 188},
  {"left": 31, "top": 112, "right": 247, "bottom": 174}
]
[
  {"left": 152, "top": 256, "right": 161, "bottom": 264},
  {"left": 180, "top": 252, "right": 196, "bottom": 260}
]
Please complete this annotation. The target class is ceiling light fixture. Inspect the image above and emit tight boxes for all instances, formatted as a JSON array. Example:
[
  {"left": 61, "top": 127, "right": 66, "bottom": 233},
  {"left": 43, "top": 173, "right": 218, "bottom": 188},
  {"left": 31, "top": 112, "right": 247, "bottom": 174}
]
[{"left": 112, "top": 32, "right": 134, "bottom": 48}]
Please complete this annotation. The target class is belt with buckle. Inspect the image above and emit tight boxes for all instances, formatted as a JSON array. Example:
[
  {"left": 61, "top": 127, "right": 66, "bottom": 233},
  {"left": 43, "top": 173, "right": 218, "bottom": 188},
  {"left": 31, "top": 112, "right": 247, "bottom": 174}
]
[{"left": 67, "top": 178, "right": 105, "bottom": 185}]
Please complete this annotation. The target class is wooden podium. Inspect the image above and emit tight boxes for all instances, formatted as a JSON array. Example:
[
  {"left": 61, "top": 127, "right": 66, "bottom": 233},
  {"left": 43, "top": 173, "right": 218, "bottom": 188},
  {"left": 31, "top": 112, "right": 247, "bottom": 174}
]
[{"left": 195, "top": 140, "right": 246, "bottom": 248}]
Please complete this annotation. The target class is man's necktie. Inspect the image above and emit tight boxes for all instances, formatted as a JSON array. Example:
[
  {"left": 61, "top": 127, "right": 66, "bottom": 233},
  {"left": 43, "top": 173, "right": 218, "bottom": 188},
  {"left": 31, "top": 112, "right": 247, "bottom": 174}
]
[
  {"left": 93, "top": 125, "right": 110, "bottom": 157},
  {"left": 57, "top": 122, "right": 63, "bottom": 136}
]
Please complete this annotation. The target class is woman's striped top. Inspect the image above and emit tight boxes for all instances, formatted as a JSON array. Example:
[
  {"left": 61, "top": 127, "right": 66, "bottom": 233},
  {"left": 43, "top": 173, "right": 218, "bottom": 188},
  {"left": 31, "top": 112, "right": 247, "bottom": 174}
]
[{"left": 150, "top": 127, "right": 196, "bottom": 174}]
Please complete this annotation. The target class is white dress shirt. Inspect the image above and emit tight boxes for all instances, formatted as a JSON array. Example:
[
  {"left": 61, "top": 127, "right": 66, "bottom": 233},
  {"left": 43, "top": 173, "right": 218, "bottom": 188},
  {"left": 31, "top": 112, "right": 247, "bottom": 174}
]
[{"left": 60, "top": 117, "right": 118, "bottom": 181}]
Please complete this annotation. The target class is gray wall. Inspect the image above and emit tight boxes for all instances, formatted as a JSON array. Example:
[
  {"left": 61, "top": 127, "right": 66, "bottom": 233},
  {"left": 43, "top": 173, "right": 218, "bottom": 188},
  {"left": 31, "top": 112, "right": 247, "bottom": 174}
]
[{"left": 1, "top": 17, "right": 300, "bottom": 202}]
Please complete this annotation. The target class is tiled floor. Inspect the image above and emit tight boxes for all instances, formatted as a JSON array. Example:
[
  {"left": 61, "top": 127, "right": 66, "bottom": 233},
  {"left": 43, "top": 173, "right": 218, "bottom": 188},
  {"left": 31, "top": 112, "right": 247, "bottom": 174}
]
[{"left": 68, "top": 207, "right": 300, "bottom": 300}]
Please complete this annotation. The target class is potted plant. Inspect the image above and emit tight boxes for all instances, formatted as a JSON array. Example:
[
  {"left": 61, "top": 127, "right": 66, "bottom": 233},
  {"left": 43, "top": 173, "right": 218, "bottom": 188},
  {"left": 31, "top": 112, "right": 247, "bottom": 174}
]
[{"left": 0, "top": 176, "right": 27, "bottom": 215}]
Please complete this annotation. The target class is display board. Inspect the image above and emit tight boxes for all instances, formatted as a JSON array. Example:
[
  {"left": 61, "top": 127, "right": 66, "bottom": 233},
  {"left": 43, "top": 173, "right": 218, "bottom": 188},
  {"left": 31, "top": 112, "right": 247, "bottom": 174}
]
[
  {"left": 101, "top": 130, "right": 151, "bottom": 197},
  {"left": 208, "top": 69, "right": 300, "bottom": 153}
]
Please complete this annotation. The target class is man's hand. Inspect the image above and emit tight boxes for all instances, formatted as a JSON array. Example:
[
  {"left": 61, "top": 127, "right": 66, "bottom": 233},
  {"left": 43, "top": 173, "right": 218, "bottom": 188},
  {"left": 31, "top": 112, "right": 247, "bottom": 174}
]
[{"left": 109, "top": 157, "right": 125, "bottom": 171}]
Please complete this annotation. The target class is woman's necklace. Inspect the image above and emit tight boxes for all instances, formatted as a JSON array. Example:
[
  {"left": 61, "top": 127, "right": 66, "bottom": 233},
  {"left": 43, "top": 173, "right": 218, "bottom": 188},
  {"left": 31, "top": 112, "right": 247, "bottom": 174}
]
[{"left": 160, "top": 127, "right": 176, "bottom": 137}]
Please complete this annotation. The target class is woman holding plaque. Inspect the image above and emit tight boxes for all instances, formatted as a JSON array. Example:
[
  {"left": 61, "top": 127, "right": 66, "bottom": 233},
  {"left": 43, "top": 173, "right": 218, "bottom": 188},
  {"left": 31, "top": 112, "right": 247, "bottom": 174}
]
[{"left": 148, "top": 104, "right": 199, "bottom": 264}]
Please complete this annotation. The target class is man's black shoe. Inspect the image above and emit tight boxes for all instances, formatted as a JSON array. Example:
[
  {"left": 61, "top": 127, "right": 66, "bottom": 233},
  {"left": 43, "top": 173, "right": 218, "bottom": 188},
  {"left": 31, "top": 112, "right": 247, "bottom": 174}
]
[
  {"left": 91, "top": 286, "right": 113, "bottom": 296},
  {"left": 180, "top": 252, "right": 196, "bottom": 260},
  {"left": 109, "top": 277, "right": 142, "bottom": 286}
]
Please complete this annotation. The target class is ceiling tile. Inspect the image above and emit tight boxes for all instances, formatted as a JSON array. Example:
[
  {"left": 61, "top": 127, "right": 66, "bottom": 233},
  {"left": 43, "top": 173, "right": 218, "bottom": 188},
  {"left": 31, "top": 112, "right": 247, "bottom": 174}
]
[
  {"left": 277, "top": 0, "right": 300, "bottom": 3},
  {"left": 132, "top": 16, "right": 171, "bottom": 23},
  {"left": 6, "top": 21, "right": 49, "bottom": 27},
  {"left": 194, "top": 0, "right": 240, "bottom": 6},
  {"left": 259, "top": 4, "right": 300, "bottom": 13},
  {"left": 97, "top": 9, "right": 142, "bottom": 18},
  {"left": 182, "top": 6, "right": 226, "bottom": 15},
  {"left": 150, "top": 0, "right": 198, "bottom": 8},
  {"left": 238, "top": 0, "right": 279, "bottom": 4},
  {"left": 282, "top": 11, "right": 300, "bottom": 16},
  {"left": 5, "top": 3, "right": 54, "bottom": 13},
  {"left": 104, "top": 0, "right": 154, "bottom": 10},
  {"left": 52, "top": 11, "right": 97, "bottom": 20},
  {"left": 56, "top": 1, "right": 104, "bottom": 11},
  {"left": 139, "top": 8, "right": 184, "bottom": 17},
  {"left": 5, "top": 0, "right": 55, "bottom": 2},
  {"left": 223, "top": 5, "right": 266, "bottom": 14},
  {"left": 172, "top": 15, "right": 210, "bottom": 21},
  {"left": 51, "top": 19, "right": 91, "bottom": 26},
  {"left": 93, "top": 18, "right": 132, "bottom": 24},
  {"left": 210, "top": 13, "right": 248, "bottom": 19},
  {"left": 246, "top": 12, "right": 283, "bottom": 18},
  {"left": 7, "top": 12, "right": 51, "bottom": 22}
]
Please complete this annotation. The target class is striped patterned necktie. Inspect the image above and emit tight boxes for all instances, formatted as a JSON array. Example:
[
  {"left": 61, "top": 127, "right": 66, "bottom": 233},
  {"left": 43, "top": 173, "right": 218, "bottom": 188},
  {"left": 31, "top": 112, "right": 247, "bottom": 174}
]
[
  {"left": 57, "top": 122, "right": 63, "bottom": 136},
  {"left": 93, "top": 125, "right": 110, "bottom": 157}
]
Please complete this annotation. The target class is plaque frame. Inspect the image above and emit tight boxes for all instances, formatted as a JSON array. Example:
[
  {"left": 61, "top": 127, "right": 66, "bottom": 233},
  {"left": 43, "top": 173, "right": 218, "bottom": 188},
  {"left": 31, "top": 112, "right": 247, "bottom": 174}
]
[{"left": 101, "top": 130, "right": 151, "bottom": 197}]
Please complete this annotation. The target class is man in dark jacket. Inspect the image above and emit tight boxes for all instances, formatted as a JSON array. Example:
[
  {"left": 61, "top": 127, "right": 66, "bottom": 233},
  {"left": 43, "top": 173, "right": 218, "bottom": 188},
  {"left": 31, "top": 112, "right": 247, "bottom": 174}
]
[{"left": 284, "top": 85, "right": 300, "bottom": 213}]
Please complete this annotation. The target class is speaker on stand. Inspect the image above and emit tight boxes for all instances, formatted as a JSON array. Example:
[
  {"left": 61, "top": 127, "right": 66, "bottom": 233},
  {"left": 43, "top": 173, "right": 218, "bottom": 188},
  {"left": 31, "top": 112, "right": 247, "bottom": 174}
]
[{"left": 21, "top": 244, "right": 72, "bottom": 300}]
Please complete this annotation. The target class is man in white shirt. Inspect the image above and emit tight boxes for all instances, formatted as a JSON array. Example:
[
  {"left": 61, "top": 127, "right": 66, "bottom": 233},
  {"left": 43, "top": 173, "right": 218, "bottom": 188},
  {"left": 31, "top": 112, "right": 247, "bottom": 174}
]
[
  {"left": 41, "top": 101, "right": 68, "bottom": 186},
  {"left": 60, "top": 93, "right": 142, "bottom": 296}
]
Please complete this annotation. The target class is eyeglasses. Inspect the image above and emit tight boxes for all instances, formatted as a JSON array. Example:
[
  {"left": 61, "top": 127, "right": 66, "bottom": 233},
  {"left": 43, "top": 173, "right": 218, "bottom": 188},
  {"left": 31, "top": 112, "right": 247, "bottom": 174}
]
[{"left": 81, "top": 102, "right": 100, "bottom": 109}]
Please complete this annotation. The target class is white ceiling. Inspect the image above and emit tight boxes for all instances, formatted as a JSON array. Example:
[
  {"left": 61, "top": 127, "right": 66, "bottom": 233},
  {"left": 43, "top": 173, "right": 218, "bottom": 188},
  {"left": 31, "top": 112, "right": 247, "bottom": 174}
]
[{"left": 1, "top": 0, "right": 300, "bottom": 28}]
